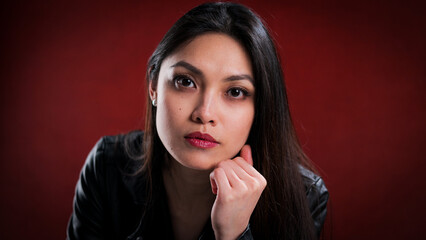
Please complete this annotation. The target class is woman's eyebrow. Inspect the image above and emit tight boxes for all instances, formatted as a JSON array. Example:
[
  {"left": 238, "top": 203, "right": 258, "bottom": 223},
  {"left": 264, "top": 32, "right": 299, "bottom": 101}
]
[
  {"left": 170, "top": 61, "right": 203, "bottom": 76},
  {"left": 226, "top": 75, "right": 254, "bottom": 84}
]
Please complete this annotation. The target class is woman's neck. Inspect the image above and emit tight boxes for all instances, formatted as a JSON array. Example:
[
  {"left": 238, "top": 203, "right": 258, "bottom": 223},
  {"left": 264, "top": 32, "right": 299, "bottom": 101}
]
[
  {"left": 162, "top": 157, "right": 214, "bottom": 208},
  {"left": 162, "top": 157, "right": 215, "bottom": 240}
]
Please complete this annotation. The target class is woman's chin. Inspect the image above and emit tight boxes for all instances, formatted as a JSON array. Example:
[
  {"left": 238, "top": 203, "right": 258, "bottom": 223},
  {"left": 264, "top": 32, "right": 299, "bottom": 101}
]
[
  {"left": 169, "top": 153, "right": 221, "bottom": 172},
  {"left": 176, "top": 159, "right": 217, "bottom": 171}
]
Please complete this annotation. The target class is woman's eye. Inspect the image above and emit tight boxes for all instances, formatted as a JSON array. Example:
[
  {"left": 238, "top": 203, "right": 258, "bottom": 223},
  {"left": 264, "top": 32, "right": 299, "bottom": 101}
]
[
  {"left": 226, "top": 87, "right": 248, "bottom": 99},
  {"left": 174, "top": 76, "right": 195, "bottom": 88}
]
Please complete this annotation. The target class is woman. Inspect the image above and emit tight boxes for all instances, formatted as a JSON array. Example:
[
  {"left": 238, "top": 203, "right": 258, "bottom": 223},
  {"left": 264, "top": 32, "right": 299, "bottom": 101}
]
[{"left": 68, "top": 2, "right": 328, "bottom": 240}]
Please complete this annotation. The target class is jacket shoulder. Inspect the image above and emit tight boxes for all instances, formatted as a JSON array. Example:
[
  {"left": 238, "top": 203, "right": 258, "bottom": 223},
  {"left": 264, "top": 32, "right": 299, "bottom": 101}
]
[
  {"left": 99, "top": 130, "right": 147, "bottom": 203},
  {"left": 299, "top": 165, "right": 329, "bottom": 238},
  {"left": 299, "top": 165, "right": 327, "bottom": 194},
  {"left": 100, "top": 130, "right": 144, "bottom": 161},
  {"left": 67, "top": 131, "right": 145, "bottom": 240}
]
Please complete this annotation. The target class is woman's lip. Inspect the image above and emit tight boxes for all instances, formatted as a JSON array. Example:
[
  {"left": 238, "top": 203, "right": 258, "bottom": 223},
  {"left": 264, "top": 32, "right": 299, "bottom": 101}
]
[
  {"left": 184, "top": 132, "right": 219, "bottom": 149},
  {"left": 184, "top": 132, "right": 218, "bottom": 143}
]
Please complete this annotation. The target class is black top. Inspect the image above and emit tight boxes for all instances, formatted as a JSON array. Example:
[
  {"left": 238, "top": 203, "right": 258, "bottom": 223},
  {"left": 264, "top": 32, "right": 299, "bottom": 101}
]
[{"left": 67, "top": 131, "right": 329, "bottom": 240}]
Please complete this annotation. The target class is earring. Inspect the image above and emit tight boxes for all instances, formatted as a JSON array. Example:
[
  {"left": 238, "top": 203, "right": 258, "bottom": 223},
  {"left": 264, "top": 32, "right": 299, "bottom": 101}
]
[{"left": 152, "top": 99, "right": 157, "bottom": 107}]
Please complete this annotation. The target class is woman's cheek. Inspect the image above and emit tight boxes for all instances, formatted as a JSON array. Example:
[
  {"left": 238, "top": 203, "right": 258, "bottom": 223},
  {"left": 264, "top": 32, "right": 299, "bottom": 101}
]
[{"left": 224, "top": 104, "right": 254, "bottom": 152}]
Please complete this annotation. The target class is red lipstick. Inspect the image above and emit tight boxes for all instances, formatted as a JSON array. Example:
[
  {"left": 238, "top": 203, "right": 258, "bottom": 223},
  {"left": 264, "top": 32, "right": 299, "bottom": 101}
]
[{"left": 184, "top": 132, "right": 219, "bottom": 149}]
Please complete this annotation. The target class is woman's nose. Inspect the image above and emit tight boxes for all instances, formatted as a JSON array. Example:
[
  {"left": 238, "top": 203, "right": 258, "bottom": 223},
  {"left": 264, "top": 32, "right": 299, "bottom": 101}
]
[{"left": 191, "top": 93, "right": 218, "bottom": 126}]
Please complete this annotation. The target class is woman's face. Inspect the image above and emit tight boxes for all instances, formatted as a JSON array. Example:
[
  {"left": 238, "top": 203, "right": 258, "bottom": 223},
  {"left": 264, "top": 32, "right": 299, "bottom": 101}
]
[{"left": 151, "top": 33, "right": 255, "bottom": 171}]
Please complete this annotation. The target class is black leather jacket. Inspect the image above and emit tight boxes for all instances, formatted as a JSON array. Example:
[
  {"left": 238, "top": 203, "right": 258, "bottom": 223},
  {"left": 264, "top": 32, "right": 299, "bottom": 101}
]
[{"left": 67, "top": 131, "right": 328, "bottom": 240}]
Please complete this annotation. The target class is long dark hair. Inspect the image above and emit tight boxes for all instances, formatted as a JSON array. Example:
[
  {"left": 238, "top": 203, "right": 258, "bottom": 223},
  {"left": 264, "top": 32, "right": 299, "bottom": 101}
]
[{"left": 132, "top": 2, "right": 316, "bottom": 239}]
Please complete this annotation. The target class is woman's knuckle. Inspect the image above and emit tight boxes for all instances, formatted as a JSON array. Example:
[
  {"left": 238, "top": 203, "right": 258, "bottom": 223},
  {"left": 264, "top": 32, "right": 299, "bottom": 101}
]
[
  {"left": 222, "top": 194, "right": 234, "bottom": 203},
  {"left": 259, "top": 177, "right": 267, "bottom": 187},
  {"left": 217, "top": 161, "right": 227, "bottom": 169}
]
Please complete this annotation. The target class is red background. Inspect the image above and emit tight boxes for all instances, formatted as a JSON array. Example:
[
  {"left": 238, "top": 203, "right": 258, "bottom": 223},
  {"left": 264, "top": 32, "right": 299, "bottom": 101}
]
[{"left": 1, "top": 0, "right": 425, "bottom": 239}]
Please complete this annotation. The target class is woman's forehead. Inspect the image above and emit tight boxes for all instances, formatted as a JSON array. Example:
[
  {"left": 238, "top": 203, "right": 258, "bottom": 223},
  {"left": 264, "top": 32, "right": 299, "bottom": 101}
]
[{"left": 161, "top": 33, "right": 253, "bottom": 78}]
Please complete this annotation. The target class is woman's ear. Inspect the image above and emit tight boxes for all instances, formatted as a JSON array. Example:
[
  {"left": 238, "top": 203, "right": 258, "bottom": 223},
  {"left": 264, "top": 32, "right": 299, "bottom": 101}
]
[
  {"left": 148, "top": 66, "right": 157, "bottom": 101},
  {"left": 149, "top": 80, "right": 156, "bottom": 101},
  {"left": 149, "top": 80, "right": 158, "bottom": 107}
]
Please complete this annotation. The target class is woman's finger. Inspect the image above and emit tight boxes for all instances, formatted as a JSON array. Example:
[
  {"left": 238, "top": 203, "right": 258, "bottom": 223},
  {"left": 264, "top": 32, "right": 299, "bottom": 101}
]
[
  {"left": 239, "top": 145, "right": 253, "bottom": 166},
  {"left": 209, "top": 167, "right": 231, "bottom": 196},
  {"left": 226, "top": 158, "right": 254, "bottom": 183},
  {"left": 233, "top": 157, "right": 262, "bottom": 179},
  {"left": 210, "top": 171, "right": 218, "bottom": 195},
  {"left": 217, "top": 160, "right": 246, "bottom": 189}
]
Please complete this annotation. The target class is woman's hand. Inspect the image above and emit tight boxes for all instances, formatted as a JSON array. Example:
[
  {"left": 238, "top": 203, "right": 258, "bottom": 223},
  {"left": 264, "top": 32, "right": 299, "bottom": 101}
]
[{"left": 209, "top": 145, "right": 267, "bottom": 240}]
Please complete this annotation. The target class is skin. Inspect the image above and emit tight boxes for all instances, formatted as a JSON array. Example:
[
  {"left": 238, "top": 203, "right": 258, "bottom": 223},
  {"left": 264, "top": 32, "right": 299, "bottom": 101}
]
[{"left": 150, "top": 33, "right": 267, "bottom": 240}]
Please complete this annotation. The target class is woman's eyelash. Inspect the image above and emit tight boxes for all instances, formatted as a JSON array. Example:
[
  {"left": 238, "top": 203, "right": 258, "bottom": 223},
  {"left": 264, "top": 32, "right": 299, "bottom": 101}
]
[
  {"left": 238, "top": 87, "right": 250, "bottom": 95},
  {"left": 227, "top": 87, "right": 251, "bottom": 98},
  {"left": 173, "top": 74, "right": 195, "bottom": 88},
  {"left": 173, "top": 74, "right": 192, "bottom": 82}
]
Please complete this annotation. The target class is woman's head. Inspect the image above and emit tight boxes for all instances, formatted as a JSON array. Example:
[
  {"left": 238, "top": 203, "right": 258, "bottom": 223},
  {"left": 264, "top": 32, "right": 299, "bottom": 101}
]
[
  {"left": 145, "top": 2, "right": 291, "bottom": 171},
  {"left": 151, "top": 32, "right": 255, "bottom": 170}
]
